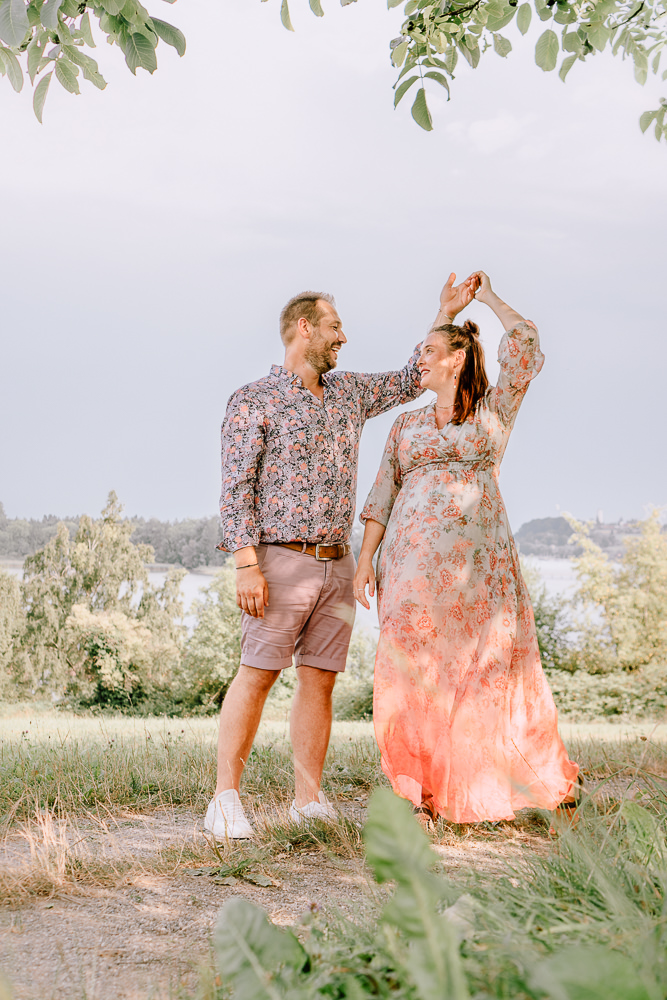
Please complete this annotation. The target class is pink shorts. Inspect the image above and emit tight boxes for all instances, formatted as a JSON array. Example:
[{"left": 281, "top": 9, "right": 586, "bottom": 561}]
[{"left": 241, "top": 543, "right": 356, "bottom": 673}]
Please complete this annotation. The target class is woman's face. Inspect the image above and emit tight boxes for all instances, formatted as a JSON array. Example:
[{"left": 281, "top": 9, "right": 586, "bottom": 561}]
[{"left": 418, "top": 333, "right": 462, "bottom": 392}]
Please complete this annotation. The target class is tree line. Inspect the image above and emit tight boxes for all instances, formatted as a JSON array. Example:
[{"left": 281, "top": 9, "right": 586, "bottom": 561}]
[{"left": 0, "top": 502, "right": 227, "bottom": 570}]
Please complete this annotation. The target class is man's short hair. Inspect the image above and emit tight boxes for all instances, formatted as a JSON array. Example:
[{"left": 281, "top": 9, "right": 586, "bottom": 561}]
[{"left": 279, "top": 291, "right": 335, "bottom": 345}]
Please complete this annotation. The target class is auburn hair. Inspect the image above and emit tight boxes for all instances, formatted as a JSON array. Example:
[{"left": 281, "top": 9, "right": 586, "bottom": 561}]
[{"left": 433, "top": 319, "right": 489, "bottom": 425}]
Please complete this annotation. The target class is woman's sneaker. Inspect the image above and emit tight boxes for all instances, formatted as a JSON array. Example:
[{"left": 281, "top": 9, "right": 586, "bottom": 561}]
[
  {"left": 289, "top": 791, "right": 336, "bottom": 824},
  {"left": 204, "top": 789, "right": 254, "bottom": 840}
]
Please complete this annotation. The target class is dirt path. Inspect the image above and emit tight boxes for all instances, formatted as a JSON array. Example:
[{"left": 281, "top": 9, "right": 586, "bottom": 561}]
[{"left": 0, "top": 806, "right": 549, "bottom": 1000}]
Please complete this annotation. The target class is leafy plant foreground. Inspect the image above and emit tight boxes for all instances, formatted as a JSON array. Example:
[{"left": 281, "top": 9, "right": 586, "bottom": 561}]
[{"left": 211, "top": 783, "right": 667, "bottom": 1000}]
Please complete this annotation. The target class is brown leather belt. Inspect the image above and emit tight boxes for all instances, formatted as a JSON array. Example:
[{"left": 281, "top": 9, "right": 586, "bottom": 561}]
[{"left": 277, "top": 541, "right": 351, "bottom": 561}]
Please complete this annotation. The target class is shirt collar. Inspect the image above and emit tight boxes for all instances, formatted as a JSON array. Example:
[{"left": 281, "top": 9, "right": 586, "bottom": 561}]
[{"left": 269, "top": 364, "right": 331, "bottom": 388}]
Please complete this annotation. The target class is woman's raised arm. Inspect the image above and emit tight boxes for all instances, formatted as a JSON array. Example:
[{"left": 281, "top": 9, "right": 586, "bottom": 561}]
[{"left": 471, "top": 271, "right": 525, "bottom": 330}]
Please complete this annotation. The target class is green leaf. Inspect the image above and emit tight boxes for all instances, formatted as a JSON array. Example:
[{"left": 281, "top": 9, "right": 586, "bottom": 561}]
[
  {"left": 493, "top": 32, "right": 512, "bottom": 57},
  {"left": 411, "top": 86, "right": 432, "bottom": 131},
  {"left": 391, "top": 39, "right": 408, "bottom": 66},
  {"left": 620, "top": 801, "right": 666, "bottom": 865},
  {"left": 0, "top": 0, "right": 29, "bottom": 46},
  {"left": 443, "top": 45, "right": 457, "bottom": 72},
  {"left": 639, "top": 109, "right": 658, "bottom": 132},
  {"left": 0, "top": 44, "right": 23, "bottom": 89},
  {"left": 634, "top": 52, "right": 648, "bottom": 85},
  {"left": 32, "top": 68, "right": 51, "bottom": 121},
  {"left": 78, "top": 11, "right": 95, "bottom": 46},
  {"left": 388, "top": 0, "right": 403, "bottom": 7},
  {"left": 122, "top": 30, "right": 157, "bottom": 74},
  {"left": 587, "top": 20, "right": 610, "bottom": 51},
  {"left": 554, "top": 5, "right": 575, "bottom": 22},
  {"left": 532, "top": 946, "right": 655, "bottom": 1000},
  {"left": 516, "top": 2, "right": 531, "bottom": 34},
  {"left": 364, "top": 790, "right": 467, "bottom": 1000},
  {"left": 26, "top": 2, "right": 40, "bottom": 26},
  {"left": 54, "top": 54, "right": 79, "bottom": 92},
  {"left": 424, "top": 69, "right": 450, "bottom": 96},
  {"left": 39, "top": 0, "right": 63, "bottom": 29},
  {"left": 308, "top": 0, "right": 323, "bottom": 15},
  {"left": 100, "top": 0, "right": 123, "bottom": 13},
  {"left": 27, "top": 34, "right": 44, "bottom": 81},
  {"left": 535, "top": 28, "right": 558, "bottom": 71},
  {"left": 485, "top": 6, "right": 515, "bottom": 31},
  {"left": 459, "top": 35, "right": 480, "bottom": 68},
  {"left": 150, "top": 17, "right": 185, "bottom": 56},
  {"left": 213, "top": 897, "right": 307, "bottom": 1000},
  {"left": 558, "top": 52, "right": 577, "bottom": 80},
  {"left": 393, "top": 73, "right": 418, "bottom": 106},
  {"left": 280, "top": 0, "right": 293, "bottom": 31},
  {"left": 562, "top": 30, "right": 582, "bottom": 54}
]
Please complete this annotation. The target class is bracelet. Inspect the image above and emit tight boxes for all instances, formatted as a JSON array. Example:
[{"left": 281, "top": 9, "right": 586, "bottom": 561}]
[{"left": 236, "top": 562, "right": 259, "bottom": 570}]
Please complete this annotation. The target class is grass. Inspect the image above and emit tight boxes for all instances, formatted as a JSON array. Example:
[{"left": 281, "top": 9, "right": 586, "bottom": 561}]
[{"left": 2, "top": 707, "right": 667, "bottom": 999}]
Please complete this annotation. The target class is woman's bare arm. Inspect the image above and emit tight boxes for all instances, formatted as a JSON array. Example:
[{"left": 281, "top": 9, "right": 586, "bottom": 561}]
[{"left": 353, "top": 519, "right": 386, "bottom": 610}]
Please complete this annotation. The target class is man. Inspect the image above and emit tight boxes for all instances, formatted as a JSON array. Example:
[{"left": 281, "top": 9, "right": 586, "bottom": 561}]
[{"left": 205, "top": 273, "right": 477, "bottom": 839}]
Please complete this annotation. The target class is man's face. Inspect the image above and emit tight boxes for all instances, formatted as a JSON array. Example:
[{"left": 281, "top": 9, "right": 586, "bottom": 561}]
[{"left": 304, "top": 301, "right": 347, "bottom": 375}]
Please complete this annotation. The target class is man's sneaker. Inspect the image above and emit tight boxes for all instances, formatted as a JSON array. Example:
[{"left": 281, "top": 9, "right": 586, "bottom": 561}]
[
  {"left": 289, "top": 791, "right": 337, "bottom": 825},
  {"left": 204, "top": 789, "right": 254, "bottom": 840}
]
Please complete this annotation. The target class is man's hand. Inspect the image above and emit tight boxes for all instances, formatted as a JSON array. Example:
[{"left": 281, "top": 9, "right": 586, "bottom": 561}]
[
  {"left": 437, "top": 271, "right": 480, "bottom": 323},
  {"left": 236, "top": 564, "right": 270, "bottom": 619}
]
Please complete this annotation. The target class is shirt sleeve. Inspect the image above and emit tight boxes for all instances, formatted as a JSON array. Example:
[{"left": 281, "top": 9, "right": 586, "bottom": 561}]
[
  {"left": 490, "top": 321, "right": 545, "bottom": 428},
  {"left": 359, "top": 413, "right": 405, "bottom": 527},
  {"left": 218, "top": 389, "right": 266, "bottom": 552},
  {"left": 355, "top": 344, "right": 424, "bottom": 420}
]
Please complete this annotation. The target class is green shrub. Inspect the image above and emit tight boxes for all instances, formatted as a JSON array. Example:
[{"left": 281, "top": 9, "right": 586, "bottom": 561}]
[{"left": 548, "top": 663, "right": 667, "bottom": 721}]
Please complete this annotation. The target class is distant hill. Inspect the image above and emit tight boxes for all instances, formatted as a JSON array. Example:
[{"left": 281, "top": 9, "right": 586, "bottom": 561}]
[{"left": 515, "top": 516, "right": 644, "bottom": 559}]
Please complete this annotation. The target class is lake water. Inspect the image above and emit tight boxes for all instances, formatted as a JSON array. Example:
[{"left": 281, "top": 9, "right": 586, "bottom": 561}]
[{"left": 4, "top": 557, "right": 578, "bottom": 634}]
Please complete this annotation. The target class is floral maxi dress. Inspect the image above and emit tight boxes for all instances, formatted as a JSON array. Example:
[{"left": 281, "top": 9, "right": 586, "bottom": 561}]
[{"left": 361, "top": 322, "right": 578, "bottom": 822}]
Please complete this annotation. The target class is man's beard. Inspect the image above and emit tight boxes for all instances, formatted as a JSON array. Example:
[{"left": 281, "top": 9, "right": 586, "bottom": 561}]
[{"left": 304, "top": 332, "right": 340, "bottom": 375}]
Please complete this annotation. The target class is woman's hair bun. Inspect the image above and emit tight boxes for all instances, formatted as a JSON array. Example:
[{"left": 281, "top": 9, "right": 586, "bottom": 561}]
[{"left": 461, "top": 319, "right": 480, "bottom": 338}]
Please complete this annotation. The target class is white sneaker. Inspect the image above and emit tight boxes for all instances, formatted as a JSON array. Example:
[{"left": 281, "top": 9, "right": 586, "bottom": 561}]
[
  {"left": 204, "top": 789, "right": 254, "bottom": 840},
  {"left": 289, "top": 791, "right": 337, "bottom": 825}
]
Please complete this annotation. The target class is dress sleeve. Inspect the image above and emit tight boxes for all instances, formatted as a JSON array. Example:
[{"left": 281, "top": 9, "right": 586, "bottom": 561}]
[
  {"left": 359, "top": 414, "right": 405, "bottom": 527},
  {"left": 218, "top": 390, "right": 266, "bottom": 552},
  {"left": 490, "top": 321, "right": 545, "bottom": 427},
  {"left": 355, "top": 345, "right": 424, "bottom": 420}
]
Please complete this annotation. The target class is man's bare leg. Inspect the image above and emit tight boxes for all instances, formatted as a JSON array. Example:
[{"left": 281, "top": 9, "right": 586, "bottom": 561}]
[
  {"left": 290, "top": 664, "right": 337, "bottom": 808},
  {"left": 216, "top": 664, "right": 280, "bottom": 794}
]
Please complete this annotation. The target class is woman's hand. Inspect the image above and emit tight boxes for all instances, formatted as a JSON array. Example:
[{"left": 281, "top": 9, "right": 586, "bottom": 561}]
[
  {"left": 353, "top": 557, "right": 376, "bottom": 610},
  {"left": 471, "top": 271, "right": 493, "bottom": 305},
  {"left": 470, "top": 270, "right": 526, "bottom": 329}
]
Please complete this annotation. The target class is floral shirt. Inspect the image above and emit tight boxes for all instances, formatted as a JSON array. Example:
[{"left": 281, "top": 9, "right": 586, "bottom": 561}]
[{"left": 219, "top": 351, "right": 423, "bottom": 551}]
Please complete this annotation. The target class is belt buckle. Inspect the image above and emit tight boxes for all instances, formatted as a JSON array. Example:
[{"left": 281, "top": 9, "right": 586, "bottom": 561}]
[{"left": 315, "top": 543, "right": 334, "bottom": 561}]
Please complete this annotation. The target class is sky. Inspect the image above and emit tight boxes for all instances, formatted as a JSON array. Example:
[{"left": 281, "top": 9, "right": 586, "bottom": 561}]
[{"left": 1, "top": 0, "right": 665, "bottom": 534}]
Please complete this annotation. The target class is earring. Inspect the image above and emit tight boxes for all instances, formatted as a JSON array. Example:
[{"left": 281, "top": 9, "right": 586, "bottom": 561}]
[{"left": 454, "top": 372, "right": 457, "bottom": 381}]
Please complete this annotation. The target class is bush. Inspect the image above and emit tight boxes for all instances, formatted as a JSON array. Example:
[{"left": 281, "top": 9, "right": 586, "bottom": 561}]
[
  {"left": 548, "top": 663, "right": 667, "bottom": 721},
  {"left": 177, "top": 561, "right": 242, "bottom": 712},
  {"left": 334, "top": 627, "right": 377, "bottom": 721}
]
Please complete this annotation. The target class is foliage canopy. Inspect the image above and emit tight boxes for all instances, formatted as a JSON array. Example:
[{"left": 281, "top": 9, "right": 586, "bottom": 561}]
[{"left": 1, "top": 0, "right": 664, "bottom": 139}]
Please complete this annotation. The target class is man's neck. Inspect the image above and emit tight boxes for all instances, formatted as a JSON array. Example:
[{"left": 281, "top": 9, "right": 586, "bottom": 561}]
[{"left": 282, "top": 354, "right": 324, "bottom": 399}]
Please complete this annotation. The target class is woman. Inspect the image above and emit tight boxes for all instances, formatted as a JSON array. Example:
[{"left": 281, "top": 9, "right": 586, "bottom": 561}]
[{"left": 354, "top": 272, "right": 578, "bottom": 825}]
